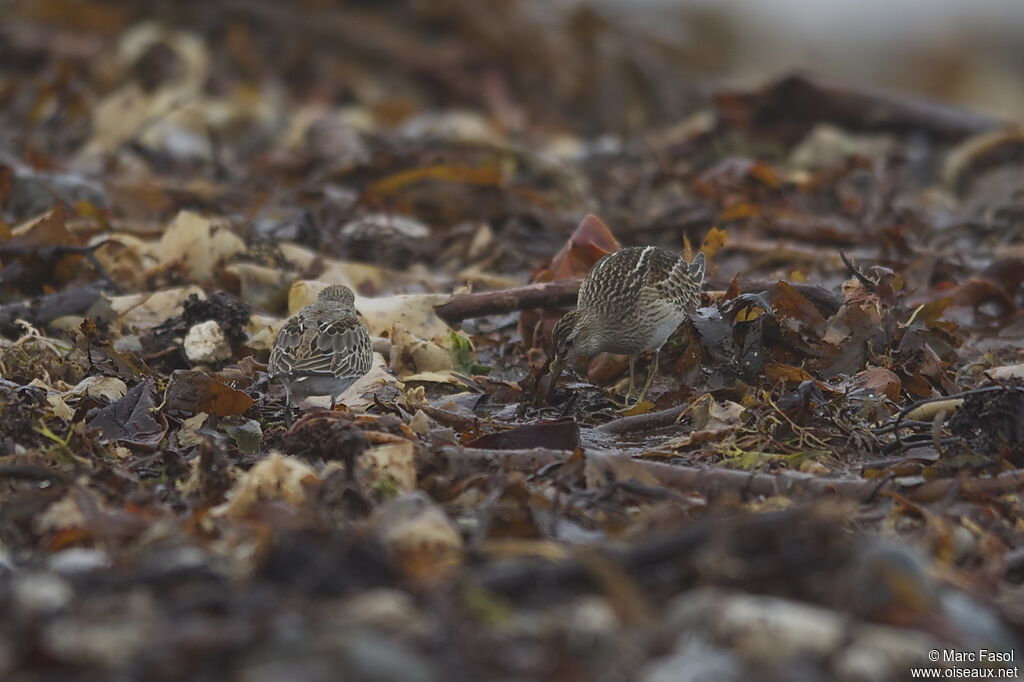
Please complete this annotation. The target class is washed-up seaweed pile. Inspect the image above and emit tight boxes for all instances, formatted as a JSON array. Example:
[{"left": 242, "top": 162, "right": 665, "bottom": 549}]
[{"left": 1, "top": 1, "right": 1023, "bottom": 680}]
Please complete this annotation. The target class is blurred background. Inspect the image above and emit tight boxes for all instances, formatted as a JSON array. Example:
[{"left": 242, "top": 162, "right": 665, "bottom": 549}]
[
  {"left": 3, "top": 0, "right": 1023, "bottom": 152},
  {"left": 593, "top": 0, "right": 1024, "bottom": 121}
]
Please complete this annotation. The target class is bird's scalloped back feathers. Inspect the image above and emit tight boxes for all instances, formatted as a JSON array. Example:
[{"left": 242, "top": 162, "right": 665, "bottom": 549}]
[
  {"left": 688, "top": 252, "right": 706, "bottom": 282},
  {"left": 563, "top": 245, "right": 703, "bottom": 358},
  {"left": 315, "top": 316, "right": 373, "bottom": 377},
  {"left": 268, "top": 317, "right": 306, "bottom": 375},
  {"left": 278, "top": 314, "right": 370, "bottom": 377},
  {"left": 655, "top": 251, "right": 704, "bottom": 310},
  {"left": 579, "top": 246, "right": 679, "bottom": 312},
  {"left": 269, "top": 306, "right": 371, "bottom": 379}
]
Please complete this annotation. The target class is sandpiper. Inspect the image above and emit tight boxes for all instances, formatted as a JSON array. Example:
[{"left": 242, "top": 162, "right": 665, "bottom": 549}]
[
  {"left": 269, "top": 284, "right": 372, "bottom": 413},
  {"left": 548, "top": 246, "right": 705, "bottom": 406}
]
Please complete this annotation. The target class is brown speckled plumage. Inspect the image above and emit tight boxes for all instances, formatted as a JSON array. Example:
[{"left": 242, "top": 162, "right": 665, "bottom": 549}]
[
  {"left": 269, "top": 284, "right": 372, "bottom": 409},
  {"left": 549, "top": 246, "right": 705, "bottom": 405}
]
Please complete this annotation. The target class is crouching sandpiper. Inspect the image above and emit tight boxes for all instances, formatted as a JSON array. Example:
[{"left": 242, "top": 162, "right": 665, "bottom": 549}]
[
  {"left": 269, "top": 284, "right": 372, "bottom": 414},
  {"left": 548, "top": 246, "right": 705, "bottom": 407}
]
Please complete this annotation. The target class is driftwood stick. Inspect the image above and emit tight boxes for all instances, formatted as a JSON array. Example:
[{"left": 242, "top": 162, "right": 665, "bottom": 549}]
[
  {"left": 436, "top": 277, "right": 841, "bottom": 324},
  {"left": 597, "top": 406, "right": 688, "bottom": 435},
  {"left": 439, "top": 446, "right": 1024, "bottom": 504},
  {"left": 645, "top": 457, "right": 1024, "bottom": 503},
  {"left": 435, "top": 278, "right": 582, "bottom": 324}
]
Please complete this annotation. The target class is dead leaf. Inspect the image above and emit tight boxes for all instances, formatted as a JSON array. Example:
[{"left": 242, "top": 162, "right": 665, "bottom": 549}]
[
  {"left": 68, "top": 319, "right": 155, "bottom": 380},
  {"left": 101, "top": 286, "right": 206, "bottom": 333},
  {"left": 543, "top": 214, "right": 621, "bottom": 282},
  {"left": 64, "top": 375, "right": 129, "bottom": 402},
  {"left": 164, "top": 369, "right": 255, "bottom": 417},
  {"left": 764, "top": 363, "right": 814, "bottom": 383},
  {"left": 87, "top": 378, "right": 166, "bottom": 448},
  {"left": 7, "top": 206, "right": 73, "bottom": 249},
  {"left": 904, "top": 399, "right": 964, "bottom": 422},
  {"left": 362, "top": 164, "right": 504, "bottom": 203},
  {"left": 389, "top": 325, "right": 452, "bottom": 379},
  {"left": 618, "top": 399, "right": 655, "bottom": 416},
  {"left": 699, "top": 226, "right": 728, "bottom": 261},
  {"left": 985, "top": 364, "right": 1024, "bottom": 381},
  {"left": 183, "top": 320, "right": 232, "bottom": 364},
  {"left": 584, "top": 451, "right": 663, "bottom": 490},
  {"left": 176, "top": 412, "right": 209, "bottom": 448},
  {"left": 846, "top": 368, "right": 902, "bottom": 402},
  {"left": 356, "top": 293, "right": 453, "bottom": 342},
  {"left": 773, "top": 281, "right": 828, "bottom": 339},
  {"left": 688, "top": 397, "right": 746, "bottom": 432}
]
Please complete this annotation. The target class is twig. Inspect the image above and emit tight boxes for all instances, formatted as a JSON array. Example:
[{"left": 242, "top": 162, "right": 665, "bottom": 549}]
[
  {"left": 706, "top": 278, "right": 842, "bottom": 318},
  {"left": 438, "top": 446, "right": 1024, "bottom": 504},
  {"left": 439, "top": 278, "right": 841, "bottom": 324},
  {"left": 838, "top": 250, "right": 875, "bottom": 292},
  {"left": 434, "top": 279, "right": 582, "bottom": 324},
  {"left": 0, "top": 463, "right": 71, "bottom": 484},
  {"left": 597, "top": 405, "right": 688, "bottom": 435}
]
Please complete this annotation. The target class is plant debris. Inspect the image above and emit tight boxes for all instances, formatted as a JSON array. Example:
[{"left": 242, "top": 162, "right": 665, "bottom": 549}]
[{"left": 1, "top": 2, "right": 1023, "bottom": 680}]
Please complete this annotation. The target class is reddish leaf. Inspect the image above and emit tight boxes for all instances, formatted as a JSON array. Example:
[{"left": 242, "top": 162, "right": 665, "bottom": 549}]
[
  {"left": 847, "top": 368, "right": 902, "bottom": 401},
  {"left": 164, "top": 369, "right": 256, "bottom": 417},
  {"left": 541, "top": 214, "right": 621, "bottom": 282},
  {"left": 521, "top": 214, "right": 621, "bottom": 348},
  {"left": 772, "top": 281, "right": 827, "bottom": 339}
]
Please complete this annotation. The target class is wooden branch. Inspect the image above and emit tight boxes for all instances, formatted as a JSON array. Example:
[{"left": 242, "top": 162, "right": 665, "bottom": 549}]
[
  {"left": 438, "top": 446, "right": 1024, "bottom": 504},
  {"left": 597, "top": 405, "right": 688, "bottom": 436},
  {"left": 434, "top": 278, "right": 582, "bottom": 324},
  {"left": 437, "top": 277, "right": 842, "bottom": 324},
  {"left": 0, "top": 464, "right": 71, "bottom": 484}
]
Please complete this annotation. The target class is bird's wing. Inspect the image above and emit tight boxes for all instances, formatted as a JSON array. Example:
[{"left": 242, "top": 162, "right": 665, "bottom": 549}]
[
  {"left": 576, "top": 253, "right": 609, "bottom": 308},
  {"left": 291, "top": 315, "right": 372, "bottom": 378},
  {"left": 267, "top": 316, "right": 307, "bottom": 375},
  {"left": 583, "top": 247, "right": 679, "bottom": 312},
  {"left": 653, "top": 251, "right": 705, "bottom": 310}
]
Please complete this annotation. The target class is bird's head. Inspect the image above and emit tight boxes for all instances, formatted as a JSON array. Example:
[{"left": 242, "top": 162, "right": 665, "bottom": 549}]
[
  {"left": 551, "top": 309, "right": 581, "bottom": 362},
  {"left": 317, "top": 284, "right": 356, "bottom": 307},
  {"left": 546, "top": 309, "right": 581, "bottom": 401}
]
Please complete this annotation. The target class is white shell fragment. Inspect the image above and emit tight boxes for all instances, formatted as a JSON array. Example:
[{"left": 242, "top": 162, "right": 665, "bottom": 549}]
[{"left": 184, "top": 320, "right": 232, "bottom": 364}]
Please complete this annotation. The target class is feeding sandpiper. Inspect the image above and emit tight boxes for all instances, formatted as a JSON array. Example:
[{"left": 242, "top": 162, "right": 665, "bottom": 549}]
[
  {"left": 269, "top": 284, "right": 372, "bottom": 414},
  {"left": 548, "top": 246, "right": 705, "bottom": 406}
]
